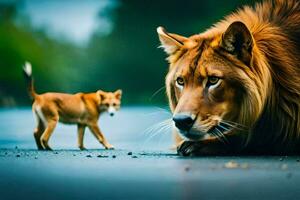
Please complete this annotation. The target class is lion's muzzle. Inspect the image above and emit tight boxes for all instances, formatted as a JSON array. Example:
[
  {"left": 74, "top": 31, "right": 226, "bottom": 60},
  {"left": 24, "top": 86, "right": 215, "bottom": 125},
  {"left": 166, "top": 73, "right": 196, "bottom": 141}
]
[{"left": 173, "top": 113, "right": 196, "bottom": 132}]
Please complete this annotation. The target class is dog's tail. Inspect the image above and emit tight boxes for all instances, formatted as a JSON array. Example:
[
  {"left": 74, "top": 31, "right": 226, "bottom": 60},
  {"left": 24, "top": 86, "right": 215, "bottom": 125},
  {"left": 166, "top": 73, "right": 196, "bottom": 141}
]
[{"left": 23, "top": 61, "right": 36, "bottom": 99}]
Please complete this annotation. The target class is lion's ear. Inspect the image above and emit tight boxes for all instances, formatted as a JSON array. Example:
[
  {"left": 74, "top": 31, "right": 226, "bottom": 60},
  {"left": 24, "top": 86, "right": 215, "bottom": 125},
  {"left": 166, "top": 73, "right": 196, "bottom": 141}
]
[
  {"left": 157, "top": 26, "right": 187, "bottom": 55},
  {"left": 221, "top": 21, "right": 253, "bottom": 65}
]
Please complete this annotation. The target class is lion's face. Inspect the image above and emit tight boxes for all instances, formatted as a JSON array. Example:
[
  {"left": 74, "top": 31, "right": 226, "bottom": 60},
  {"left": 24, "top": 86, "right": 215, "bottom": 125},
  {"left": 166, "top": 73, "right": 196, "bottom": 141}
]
[
  {"left": 168, "top": 47, "right": 245, "bottom": 140},
  {"left": 157, "top": 22, "right": 263, "bottom": 141}
]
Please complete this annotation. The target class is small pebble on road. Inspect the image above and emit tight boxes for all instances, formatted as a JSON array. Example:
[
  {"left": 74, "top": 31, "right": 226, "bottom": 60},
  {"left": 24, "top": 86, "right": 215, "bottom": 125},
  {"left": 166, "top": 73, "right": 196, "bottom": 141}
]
[
  {"left": 184, "top": 165, "right": 190, "bottom": 172},
  {"left": 97, "top": 155, "right": 108, "bottom": 158},
  {"left": 279, "top": 157, "right": 284, "bottom": 161},
  {"left": 281, "top": 164, "right": 288, "bottom": 170},
  {"left": 224, "top": 161, "right": 239, "bottom": 169}
]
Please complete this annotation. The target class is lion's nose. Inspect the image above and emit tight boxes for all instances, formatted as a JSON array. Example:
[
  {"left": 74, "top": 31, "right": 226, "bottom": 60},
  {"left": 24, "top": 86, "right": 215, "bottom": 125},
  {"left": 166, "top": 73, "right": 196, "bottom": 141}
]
[{"left": 173, "top": 114, "right": 196, "bottom": 131}]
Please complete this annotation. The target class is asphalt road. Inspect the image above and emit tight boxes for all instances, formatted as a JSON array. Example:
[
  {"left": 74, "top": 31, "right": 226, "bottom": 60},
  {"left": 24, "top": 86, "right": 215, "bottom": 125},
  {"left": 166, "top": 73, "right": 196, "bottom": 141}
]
[
  {"left": 1, "top": 107, "right": 300, "bottom": 200},
  {"left": 1, "top": 149, "right": 300, "bottom": 200}
]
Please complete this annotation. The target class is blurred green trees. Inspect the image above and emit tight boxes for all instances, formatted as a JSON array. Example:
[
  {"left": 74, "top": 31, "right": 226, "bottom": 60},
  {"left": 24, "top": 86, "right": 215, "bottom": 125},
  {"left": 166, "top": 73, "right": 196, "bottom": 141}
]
[
  {"left": 0, "top": 0, "right": 256, "bottom": 107},
  {"left": 0, "top": 2, "right": 83, "bottom": 106}
]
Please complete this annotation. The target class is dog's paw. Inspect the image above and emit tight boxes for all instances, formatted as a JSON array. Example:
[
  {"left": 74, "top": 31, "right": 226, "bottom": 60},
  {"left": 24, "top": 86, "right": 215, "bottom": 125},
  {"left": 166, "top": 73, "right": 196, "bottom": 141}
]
[
  {"left": 79, "top": 147, "right": 87, "bottom": 151},
  {"left": 105, "top": 144, "right": 115, "bottom": 150},
  {"left": 43, "top": 145, "right": 53, "bottom": 151}
]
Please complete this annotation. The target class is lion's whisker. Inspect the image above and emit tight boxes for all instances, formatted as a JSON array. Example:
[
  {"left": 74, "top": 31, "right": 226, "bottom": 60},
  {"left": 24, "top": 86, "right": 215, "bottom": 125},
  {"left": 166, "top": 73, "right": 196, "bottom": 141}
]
[
  {"left": 222, "top": 120, "right": 247, "bottom": 128},
  {"left": 218, "top": 123, "right": 231, "bottom": 131},
  {"left": 220, "top": 120, "right": 247, "bottom": 131},
  {"left": 154, "top": 106, "right": 172, "bottom": 115},
  {"left": 215, "top": 127, "right": 229, "bottom": 144},
  {"left": 211, "top": 128, "right": 226, "bottom": 144},
  {"left": 149, "top": 86, "right": 166, "bottom": 102},
  {"left": 142, "top": 118, "right": 173, "bottom": 146},
  {"left": 142, "top": 111, "right": 170, "bottom": 117},
  {"left": 143, "top": 118, "right": 173, "bottom": 136}
]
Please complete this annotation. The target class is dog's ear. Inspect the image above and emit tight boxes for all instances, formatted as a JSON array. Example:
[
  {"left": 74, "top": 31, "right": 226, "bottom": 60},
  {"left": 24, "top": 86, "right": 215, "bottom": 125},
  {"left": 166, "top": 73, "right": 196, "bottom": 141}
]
[
  {"left": 114, "top": 89, "right": 122, "bottom": 99},
  {"left": 97, "top": 90, "right": 106, "bottom": 100}
]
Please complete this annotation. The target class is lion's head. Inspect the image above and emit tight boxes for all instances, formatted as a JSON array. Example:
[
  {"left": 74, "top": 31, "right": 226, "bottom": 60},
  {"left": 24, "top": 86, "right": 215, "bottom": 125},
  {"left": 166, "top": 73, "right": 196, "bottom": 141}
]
[{"left": 157, "top": 22, "right": 271, "bottom": 142}]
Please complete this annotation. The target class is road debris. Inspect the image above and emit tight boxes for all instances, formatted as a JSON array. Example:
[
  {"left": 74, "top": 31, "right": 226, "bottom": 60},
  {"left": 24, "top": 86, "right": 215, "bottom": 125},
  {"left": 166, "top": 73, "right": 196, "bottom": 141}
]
[
  {"left": 281, "top": 164, "right": 288, "bottom": 170},
  {"left": 184, "top": 165, "right": 190, "bottom": 172},
  {"left": 97, "top": 155, "right": 109, "bottom": 158},
  {"left": 224, "top": 161, "right": 239, "bottom": 169}
]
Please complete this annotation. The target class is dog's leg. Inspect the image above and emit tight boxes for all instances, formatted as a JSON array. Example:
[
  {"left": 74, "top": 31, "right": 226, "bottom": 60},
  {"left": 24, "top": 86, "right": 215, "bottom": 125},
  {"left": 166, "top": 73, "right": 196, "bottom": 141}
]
[
  {"left": 77, "top": 124, "right": 86, "bottom": 150},
  {"left": 40, "top": 119, "right": 57, "bottom": 150},
  {"left": 34, "top": 119, "right": 45, "bottom": 150},
  {"left": 33, "top": 108, "right": 45, "bottom": 150},
  {"left": 88, "top": 124, "right": 114, "bottom": 149}
]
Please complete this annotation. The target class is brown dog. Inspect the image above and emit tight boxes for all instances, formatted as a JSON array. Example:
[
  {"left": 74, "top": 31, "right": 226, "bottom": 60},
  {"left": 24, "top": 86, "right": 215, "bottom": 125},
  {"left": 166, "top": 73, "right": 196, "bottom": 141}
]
[{"left": 23, "top": 62, "right": 122, "bottom": 150}]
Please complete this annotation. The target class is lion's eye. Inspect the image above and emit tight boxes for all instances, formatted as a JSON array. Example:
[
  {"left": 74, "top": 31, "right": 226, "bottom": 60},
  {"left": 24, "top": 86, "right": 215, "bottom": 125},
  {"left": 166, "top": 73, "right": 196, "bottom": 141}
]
[
  {"left": 207, "top": 76, "right": 219, "bottom": 85},
  {"left": 176, "top": 77, "right": 184, "bottom": 86}
]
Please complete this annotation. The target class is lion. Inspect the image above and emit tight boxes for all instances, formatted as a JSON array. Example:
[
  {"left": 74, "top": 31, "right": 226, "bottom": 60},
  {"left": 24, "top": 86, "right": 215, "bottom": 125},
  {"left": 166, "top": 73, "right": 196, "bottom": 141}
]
[{"left": 157, "top": 0, "right": 300, "bottom": 156}]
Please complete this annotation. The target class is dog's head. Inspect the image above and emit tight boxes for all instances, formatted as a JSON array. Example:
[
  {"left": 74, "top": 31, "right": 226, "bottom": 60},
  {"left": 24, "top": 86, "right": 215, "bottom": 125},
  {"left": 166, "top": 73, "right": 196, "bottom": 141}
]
[{"left": 97, "top": 89, "right": 122, "bottom": 116}]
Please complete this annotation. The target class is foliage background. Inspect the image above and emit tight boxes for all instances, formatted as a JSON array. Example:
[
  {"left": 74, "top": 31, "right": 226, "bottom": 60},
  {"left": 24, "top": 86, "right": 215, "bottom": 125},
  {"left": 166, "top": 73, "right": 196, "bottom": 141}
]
[{"left": 0, "top": 0, "right": 257, "bottom": 107}]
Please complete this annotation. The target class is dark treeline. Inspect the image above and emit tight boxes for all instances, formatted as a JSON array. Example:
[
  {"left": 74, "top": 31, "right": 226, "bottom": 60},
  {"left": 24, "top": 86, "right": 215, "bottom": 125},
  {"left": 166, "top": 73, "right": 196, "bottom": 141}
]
[{"left": 0, "top": 0, "right": 257, "bottom": 107}]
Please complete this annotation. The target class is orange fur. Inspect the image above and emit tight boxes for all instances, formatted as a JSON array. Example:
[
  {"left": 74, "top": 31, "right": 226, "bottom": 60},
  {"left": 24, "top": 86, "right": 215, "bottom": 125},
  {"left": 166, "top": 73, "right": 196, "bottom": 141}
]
[
  {"left": 158, "top": 0, "right": 300, "bottom": 155},
  {"left": 23, "top": 62, "right": 122, "bottom": 150}
]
